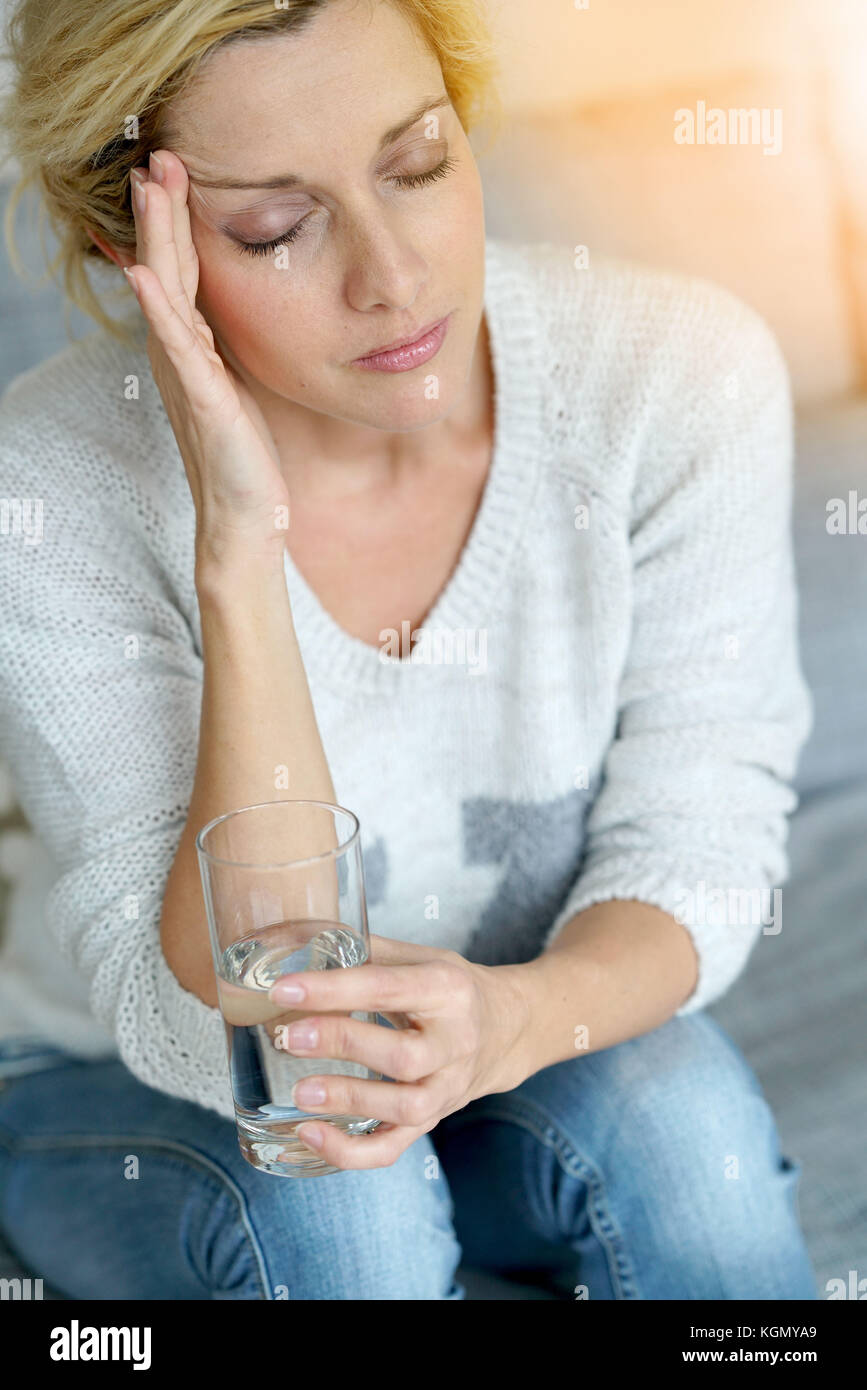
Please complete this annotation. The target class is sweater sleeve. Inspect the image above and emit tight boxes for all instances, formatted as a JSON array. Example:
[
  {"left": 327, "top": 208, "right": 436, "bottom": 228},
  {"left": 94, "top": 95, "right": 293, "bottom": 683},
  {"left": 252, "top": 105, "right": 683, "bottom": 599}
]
[
  {"left": 540, "top": 293, "right": 813, "bottom": 1014},
  {"left": 0, "top": 432, "right": 234, "bottom": 1120}
]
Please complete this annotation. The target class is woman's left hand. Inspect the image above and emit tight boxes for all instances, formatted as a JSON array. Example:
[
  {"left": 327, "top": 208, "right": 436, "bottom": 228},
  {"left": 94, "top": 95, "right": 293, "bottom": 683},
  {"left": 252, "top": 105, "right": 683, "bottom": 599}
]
[{"left": 268, "top": 934, "right": 532, "bottom": 1170}]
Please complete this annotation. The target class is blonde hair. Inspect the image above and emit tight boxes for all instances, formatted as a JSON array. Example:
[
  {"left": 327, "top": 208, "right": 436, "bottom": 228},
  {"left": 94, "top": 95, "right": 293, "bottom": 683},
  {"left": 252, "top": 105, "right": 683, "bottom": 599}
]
[{"left": 0, "top": 0, "right": 501, "bottom": 348}]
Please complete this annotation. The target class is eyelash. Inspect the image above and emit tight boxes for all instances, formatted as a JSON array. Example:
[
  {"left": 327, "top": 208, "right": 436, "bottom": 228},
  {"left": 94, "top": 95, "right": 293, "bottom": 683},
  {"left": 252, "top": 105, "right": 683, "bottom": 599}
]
[{"left": 234, "top": 154, "right": 459, "bottom": 258}]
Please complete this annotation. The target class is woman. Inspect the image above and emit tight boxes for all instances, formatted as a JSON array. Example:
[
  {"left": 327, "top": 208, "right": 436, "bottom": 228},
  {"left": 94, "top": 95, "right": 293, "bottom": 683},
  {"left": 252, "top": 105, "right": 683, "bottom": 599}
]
[{"left": 0, "top": 0, "right": 817, "bottom": 1299}]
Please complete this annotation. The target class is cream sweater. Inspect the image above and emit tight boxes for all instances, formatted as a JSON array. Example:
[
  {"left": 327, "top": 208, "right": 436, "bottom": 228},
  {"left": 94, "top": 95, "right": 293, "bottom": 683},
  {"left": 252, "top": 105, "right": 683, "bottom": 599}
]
[{"left": 0, "top": 237, "right": 812, "bottom": 1121}]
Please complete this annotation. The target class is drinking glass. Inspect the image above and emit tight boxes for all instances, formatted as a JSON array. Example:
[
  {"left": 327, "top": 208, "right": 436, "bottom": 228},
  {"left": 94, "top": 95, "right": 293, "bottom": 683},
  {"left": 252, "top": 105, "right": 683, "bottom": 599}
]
[{"left": 196, "top": 799, "right": 381, "bottom": 1177}]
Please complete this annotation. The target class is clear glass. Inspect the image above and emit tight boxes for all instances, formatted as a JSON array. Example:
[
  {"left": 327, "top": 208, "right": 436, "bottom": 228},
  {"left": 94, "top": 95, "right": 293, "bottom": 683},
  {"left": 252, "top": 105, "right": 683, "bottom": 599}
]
[{"left": 195, "top": 799, "right": 381, "bottom": 1177}]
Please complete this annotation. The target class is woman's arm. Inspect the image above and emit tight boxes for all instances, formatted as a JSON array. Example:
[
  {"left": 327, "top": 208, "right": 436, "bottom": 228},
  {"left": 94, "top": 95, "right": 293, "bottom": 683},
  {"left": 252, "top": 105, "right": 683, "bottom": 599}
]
[
  {"left": 505, "top": 288, "right": 812, "bottom": 1082},
  {"left": 159, "top": 554, "right": 336, "bottom": 1009},
  {"left": 124, "top": 150, "right": 339, "bottom": 1008},
  {"left": 504, "top": 900, "right": 699, "bottom": 1076}
]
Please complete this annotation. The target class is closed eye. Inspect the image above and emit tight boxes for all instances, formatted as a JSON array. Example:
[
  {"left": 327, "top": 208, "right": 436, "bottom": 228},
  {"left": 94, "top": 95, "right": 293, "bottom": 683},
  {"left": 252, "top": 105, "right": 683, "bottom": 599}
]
[
  {"left": 388, "top": 153, "right": 458, "bottom": 190},
  {"left": 234, "top": 218, "right": 310, "bottom": 258},
  {"left": 233, "top": 154, "right": 459, "bottom": 258}
]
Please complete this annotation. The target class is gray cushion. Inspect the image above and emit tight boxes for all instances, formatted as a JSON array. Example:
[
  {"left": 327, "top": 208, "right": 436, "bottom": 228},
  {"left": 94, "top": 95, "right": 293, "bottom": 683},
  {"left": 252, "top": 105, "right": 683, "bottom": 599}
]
[
  {"left": 789, "top": 400, "right": 867, "bottom": 796},
  {"left": 708, "top": 399, "right": 867, "bottom": 1295}
]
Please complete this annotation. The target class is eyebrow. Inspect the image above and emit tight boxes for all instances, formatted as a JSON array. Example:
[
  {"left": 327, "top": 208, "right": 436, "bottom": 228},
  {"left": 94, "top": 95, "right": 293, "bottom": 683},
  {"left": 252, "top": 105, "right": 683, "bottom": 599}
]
[{"left": 188, "top": 93, "right": 452, "bottom": 191}]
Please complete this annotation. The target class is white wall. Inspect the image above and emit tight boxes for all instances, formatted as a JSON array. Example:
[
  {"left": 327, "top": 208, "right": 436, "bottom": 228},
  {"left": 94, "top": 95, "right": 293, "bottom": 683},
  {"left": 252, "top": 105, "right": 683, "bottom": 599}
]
[
  {"left": 488, "top": 0, "right": 817, "bottom": 112},
  {"left": 2, "top": 0, "right": 865, "bottom": 171}
]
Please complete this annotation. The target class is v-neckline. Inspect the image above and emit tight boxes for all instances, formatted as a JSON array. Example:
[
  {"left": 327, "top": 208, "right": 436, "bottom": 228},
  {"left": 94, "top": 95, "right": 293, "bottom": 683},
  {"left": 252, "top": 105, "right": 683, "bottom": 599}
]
[{"left": 282, "top": 236, "right": 544, "bottom": 693}]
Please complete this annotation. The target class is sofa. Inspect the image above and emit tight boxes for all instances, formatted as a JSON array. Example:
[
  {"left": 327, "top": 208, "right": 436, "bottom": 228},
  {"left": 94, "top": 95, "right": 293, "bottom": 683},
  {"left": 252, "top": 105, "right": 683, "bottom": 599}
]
[{"left": 1, "top": 0, "right": 864, "bottom": 1300}]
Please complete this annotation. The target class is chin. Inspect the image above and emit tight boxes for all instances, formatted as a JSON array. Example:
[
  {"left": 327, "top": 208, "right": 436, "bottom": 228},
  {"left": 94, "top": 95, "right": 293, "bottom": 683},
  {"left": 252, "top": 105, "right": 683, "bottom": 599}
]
[
  {"left": 341, "top": 338, "right": 475, "bottom": 432},
  {"left": 342, "top": 379, "right": 463, "bottom": 433}
]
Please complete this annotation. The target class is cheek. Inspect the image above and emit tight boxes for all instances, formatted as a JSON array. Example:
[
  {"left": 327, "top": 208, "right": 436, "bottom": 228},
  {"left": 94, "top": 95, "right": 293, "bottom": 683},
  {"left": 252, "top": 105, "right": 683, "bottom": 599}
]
[
  {"left": 196, "top": 251, "right": 326, "bottom": 374},
  {"left": 433, "top": 164, "right": 485, "bottom": 258}
]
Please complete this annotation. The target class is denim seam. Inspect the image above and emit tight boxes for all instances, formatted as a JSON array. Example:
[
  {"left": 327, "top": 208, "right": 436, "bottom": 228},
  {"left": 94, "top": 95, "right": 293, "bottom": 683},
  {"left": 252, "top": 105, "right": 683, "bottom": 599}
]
[
  {"left": 0, "top": 1127, "right": 273, "bottom": 1301},
  {"left": 441, "top": 1097, "right": 639, "bottom": 1299}
]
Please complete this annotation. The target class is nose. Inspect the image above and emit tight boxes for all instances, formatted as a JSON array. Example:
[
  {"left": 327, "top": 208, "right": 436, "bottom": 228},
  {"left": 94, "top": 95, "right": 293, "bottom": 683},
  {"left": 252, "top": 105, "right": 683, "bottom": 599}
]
[{"left": 341, "top": 211, "right": 429, "bottom": 315}]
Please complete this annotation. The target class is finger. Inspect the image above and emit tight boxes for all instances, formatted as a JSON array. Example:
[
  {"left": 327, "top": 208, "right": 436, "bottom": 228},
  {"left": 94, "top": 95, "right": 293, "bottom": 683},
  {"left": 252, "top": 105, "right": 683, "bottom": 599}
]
[
  {"left": 293, "top": 1069, "right": 444, "bottom": 1127},
  {"left": 148, "top": 149, "right": 200, "bottom": 309},
  {"left": 367, "top": 933, "right": 453, "bottom": 965},
  {"left": 268, "top": 957, "right": 458, "bottom": 1015},
  {"left": 366, "top": 937, "right": 447, "bottom": 1028},
  {"left": 292, "top": 1120, "right": 424, "bottom": 1172},
  {"left": 281, "top": 1011, "right": 442, "bottom": 1081},
  {"left": 130, "top": 165, "right": 194, "bottom": 331},
  {"left": 126, "top": 264, "right": 226, "bottom": 416},
  {"left": 291, "top": 1066, "right": 448, "bottom": 1128}
]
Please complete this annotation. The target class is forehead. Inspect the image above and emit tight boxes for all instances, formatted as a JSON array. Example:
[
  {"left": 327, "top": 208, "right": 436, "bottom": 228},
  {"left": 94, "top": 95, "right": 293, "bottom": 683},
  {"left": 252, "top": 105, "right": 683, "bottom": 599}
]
[{"left": 163, "top": 1, "right": 442, "bottom": 179}]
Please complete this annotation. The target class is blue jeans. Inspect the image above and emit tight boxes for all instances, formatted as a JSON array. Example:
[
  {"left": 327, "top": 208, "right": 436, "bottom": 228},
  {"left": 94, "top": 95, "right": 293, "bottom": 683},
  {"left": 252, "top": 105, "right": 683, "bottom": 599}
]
[{"left": 0, "top": 1012, "right": 817, "bottom": 1299}]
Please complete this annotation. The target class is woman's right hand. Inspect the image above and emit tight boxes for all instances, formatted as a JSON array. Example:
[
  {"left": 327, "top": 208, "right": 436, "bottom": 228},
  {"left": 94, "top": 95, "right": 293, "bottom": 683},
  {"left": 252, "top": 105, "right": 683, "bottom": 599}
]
[{"left": 125, "top": 148, "right": 291, "bottom": 573}]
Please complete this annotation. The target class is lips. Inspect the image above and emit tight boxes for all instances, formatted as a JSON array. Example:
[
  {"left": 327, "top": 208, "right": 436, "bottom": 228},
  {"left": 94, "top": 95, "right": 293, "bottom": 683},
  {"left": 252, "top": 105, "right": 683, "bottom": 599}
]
[{"left": 353, "top": 317, "right": 446, "bottom": 362}]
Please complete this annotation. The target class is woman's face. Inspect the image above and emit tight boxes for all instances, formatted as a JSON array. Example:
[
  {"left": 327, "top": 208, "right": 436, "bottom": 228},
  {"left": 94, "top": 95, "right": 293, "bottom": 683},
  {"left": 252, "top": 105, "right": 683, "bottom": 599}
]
[{"left": 159, "top": 0, "right": 487, "bottom": 433}]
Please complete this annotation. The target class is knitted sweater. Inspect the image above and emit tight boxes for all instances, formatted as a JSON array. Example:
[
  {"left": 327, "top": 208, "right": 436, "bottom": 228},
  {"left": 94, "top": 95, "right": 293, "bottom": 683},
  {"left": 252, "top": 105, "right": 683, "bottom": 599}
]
[{"left": 0, "top": 237, "right": 812, "bottom": 1123}]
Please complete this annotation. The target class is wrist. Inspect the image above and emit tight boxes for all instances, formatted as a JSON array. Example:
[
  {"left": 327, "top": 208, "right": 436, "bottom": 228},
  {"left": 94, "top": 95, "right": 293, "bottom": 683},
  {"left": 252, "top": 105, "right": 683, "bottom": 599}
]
[
  {"left": 194, "top": 503, "right": 289, "bottom": 584},
  {"left": 482, "top": 960, "right": 540, "bottom": 1093},
  {"left": 195, "top": 541, "right": 288, "bottom": 605}
]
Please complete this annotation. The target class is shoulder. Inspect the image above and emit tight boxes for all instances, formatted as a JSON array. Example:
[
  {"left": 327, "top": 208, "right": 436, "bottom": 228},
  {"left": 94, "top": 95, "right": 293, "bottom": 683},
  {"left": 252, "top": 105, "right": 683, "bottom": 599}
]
[
  {"left": 488, "top": 235, "right": 787, "bottom": 399},
  {"left": 0, "top": 310, "right": 176, "bottom": 500},
  {"left": 485, "top": 237, "right": 791, "bottom": 498},
  {"left": 0, "top": 313, "right": 194, "bottom": 611},
  {"left": 0, "top": 312, "right": 191, "bottom": 572}
]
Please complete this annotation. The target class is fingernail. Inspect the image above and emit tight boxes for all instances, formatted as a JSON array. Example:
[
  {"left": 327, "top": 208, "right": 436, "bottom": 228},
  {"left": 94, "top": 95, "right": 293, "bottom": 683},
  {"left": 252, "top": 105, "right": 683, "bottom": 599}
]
[
  {"left": 286, "top": 1021, "right": 319, "bottom": 1050},
  {"left": 123, "top": 266, "right": 139, "bottom": 296},
  {"left": 149, "top": 151, "right": 165, "bottom": 184},
  {"left": 293, "top": 1081, "right": 326, "bottom": 1107},
  {"left": 134, "top": 181, "right": 148, "bottom": 215},
  {"left": 296, "top": 1123, "right": 324, "bottom": 1150},
  {"left": 269, "top": 980, "right": 306, "bottom": 1004}
]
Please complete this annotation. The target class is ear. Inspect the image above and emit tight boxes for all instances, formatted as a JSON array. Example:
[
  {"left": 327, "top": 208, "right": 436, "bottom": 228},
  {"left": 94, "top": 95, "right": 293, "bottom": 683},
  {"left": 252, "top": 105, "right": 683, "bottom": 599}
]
[{"left": 85, "top": 224, "right": 134, "bottom": 269}]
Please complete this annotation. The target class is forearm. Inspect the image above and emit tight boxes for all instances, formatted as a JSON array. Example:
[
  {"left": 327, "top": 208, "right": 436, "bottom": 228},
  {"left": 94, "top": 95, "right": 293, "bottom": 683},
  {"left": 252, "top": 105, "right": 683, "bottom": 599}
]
[
  {"left": 160, "top": 552, "right": 336, "bottom": 1008},
  {"left": 507, "top": 899, "right": 700, "bottom": 1081}
]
